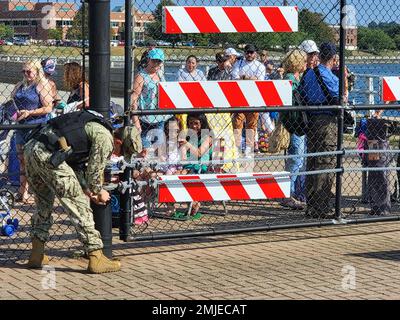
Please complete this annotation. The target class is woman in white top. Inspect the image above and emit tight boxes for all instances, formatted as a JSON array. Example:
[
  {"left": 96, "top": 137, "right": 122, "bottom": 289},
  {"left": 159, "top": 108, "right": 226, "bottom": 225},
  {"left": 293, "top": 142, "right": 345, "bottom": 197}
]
[{"left": 177, "top": 55, "right": 206, "bottom": 81}]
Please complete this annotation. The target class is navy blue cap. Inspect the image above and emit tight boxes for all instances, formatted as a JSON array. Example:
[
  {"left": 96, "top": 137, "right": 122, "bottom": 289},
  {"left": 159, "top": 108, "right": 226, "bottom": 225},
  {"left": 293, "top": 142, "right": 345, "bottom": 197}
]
[{"left": 319, "top": 42, "right": 337, "bottom": 61}]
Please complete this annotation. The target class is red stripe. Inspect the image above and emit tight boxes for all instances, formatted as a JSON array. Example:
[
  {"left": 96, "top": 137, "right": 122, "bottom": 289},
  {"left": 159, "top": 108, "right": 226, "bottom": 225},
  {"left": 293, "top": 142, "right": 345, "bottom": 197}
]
[
  {"left": 178, "top": 176, "right": 214, "bottom": 201},
  {"left": 222, "top": 7, "right": 256, "bottom": 32},
  {"left": 218, "top": 82, "right": 249, "bottom": 107},
  {"left": 216, "top": 174, "right": 250, "bottom": 200},
  {"left": 178, "top": 175, "right": 201, "bottom": 180},
  {"left": 382, "top": 78, "right": 398, "bottom": 102},
  {"left": 164, "top": 8, "right": 182, "bottom": 34},
  {"left": 260, "top": 7, "right": 293, "bottom": 32},
  {"left": 253, "top": 174, "right": 285, "bottom": 198},
  {"left": 255, "top": 81, "right": 284, "bottom": 106},
  {"left": 179, "top": 82, "right": 214, "bottom": 108},
  {"left": 158, "top": 84, "right": 177, "bottom": 109},
  {"left": 158, "top": 183, "right": 176, "bottom": 203},
  {"left": 185, "top": 7, "right": 220, "bottom": 33}
]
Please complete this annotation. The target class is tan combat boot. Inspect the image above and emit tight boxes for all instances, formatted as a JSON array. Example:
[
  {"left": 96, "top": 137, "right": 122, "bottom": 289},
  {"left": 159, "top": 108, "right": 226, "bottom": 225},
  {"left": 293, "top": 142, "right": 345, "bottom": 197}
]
[
  {"left": 26, "top": 237, "right": 49, "bottom": 268},
  {"left": 87, "top": 250, "right": 121, "bottom": 274}
]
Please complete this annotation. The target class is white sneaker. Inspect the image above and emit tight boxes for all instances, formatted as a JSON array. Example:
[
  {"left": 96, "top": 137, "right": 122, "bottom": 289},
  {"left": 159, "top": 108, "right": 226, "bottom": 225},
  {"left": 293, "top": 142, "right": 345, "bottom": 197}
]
[{"left": 244, "top": 147, "right": 253, "bottom": 158}]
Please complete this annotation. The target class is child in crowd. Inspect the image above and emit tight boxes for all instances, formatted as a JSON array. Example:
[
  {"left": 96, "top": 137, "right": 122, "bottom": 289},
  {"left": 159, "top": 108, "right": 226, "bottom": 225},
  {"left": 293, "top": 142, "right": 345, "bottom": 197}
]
[
  {"left": 158, "top": 117, "right": 188, "bottom": 217},
  {"left": 179, "top": 114, "right": 213, "bottom": 217},
  {"left": 159, "top": 117, "right": 186, "bottom": 175}
]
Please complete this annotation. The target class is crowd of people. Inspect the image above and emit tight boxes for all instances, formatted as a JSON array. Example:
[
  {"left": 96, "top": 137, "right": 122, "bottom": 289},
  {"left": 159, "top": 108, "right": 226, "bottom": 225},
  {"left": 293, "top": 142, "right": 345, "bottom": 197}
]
[
  {"left": 131, "top": 39, "right": 393, "bottom": 218},
  {"left": 3, "top": 40, "right": 393, "bottom": 274},
  {"left": 2, "top": 38, "right": 392, "bottom": 221},
  {"left": 5, "top": 58, "right": 89, "bottom": 204}
]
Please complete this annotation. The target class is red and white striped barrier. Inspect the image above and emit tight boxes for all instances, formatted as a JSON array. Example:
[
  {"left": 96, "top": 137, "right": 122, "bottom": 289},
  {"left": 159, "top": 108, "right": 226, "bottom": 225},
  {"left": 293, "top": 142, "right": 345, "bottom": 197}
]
[
  {"left": 382, "top": 77, "right": 400, "bottom": 102},
  {"left": 158, "top": 80, "right": 292, "bottom": 109},
  {"left": 163, "top": 6, "right": 298, "bottom": 34},
  {"left": 158, "top": 172, "right": 290, "bottom": 203}
]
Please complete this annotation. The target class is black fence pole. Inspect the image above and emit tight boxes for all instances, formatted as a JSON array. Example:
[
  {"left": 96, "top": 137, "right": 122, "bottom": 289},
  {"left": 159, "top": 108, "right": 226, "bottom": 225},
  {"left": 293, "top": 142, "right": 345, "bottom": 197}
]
[
  {"left": 124, "top": 0, "right": 133, "bottom": 126},
  {"left": 119, "top": 0, "right": 133, "bottom": 242},
  {"left": 335, "top": 0, "right": 347, "bottom": 219},
  {"left": 88, "top": 0, "right": 113, "bottom": 258}
]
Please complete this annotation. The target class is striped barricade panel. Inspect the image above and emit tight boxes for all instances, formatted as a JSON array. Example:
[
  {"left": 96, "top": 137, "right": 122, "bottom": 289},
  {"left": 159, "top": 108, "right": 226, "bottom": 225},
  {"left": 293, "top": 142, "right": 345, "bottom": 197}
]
[
  {"left": 158, "top": 172, "right": 291, "bottom": 203},
  {"left": 162, "top": 6, "right": 298, "bottom": 33},
  {"left": 158, "top": 80, "right": 292, "bottom": 109},
  {"left": 382, "top": 77, "right": 400, "bottom": 102}
]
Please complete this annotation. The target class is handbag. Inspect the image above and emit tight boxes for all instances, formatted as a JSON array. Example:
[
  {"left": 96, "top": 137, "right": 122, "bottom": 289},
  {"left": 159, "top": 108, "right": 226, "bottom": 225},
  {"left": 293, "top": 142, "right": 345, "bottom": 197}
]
[{"left": 267, "top": 121, "right": 290, "bottom": 154}]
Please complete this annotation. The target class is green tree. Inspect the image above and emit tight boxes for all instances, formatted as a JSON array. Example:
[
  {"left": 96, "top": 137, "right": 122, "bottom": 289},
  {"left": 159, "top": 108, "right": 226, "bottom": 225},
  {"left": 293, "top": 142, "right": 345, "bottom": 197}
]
[
  {"left": 0, "top": 24, "right": 14, "bottom": 39},
  {"left": 358, "top": 27, "right": 396, "bottom": 53},
  {"left": 67, "top": 3, "right": 88, "bottom": 40},
  {"left": 48, "top": 27, "right": 63, "bottom": 40},
  {"left": 146, "top": 0, "right": 182, "bottom": 46},
  {"left": 394, "top": 34, "right": 400, "bottom": 50},
  {"left": 299, "top": 9, "right": 335, "bottom": 45},
  {"left": 280, "top": 32, "right": 308, "bottom": 52}
]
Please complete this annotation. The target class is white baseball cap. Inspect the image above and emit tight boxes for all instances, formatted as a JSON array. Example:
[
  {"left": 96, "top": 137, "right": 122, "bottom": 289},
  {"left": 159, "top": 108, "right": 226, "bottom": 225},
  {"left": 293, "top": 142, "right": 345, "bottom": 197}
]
[
  {"left": 298, "top": 40, "right": 320, "bottom": 54},
  {"left": 224, "top": 47, "right": 241, "bottom": 57}
]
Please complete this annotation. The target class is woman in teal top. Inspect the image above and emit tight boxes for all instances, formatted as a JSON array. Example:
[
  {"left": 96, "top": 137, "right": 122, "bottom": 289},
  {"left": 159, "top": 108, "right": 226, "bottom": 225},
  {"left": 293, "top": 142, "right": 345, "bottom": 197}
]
[
  {"left": 280, "top": 49, "right": 308, "bottom": 210},
  {"left": 131, "top": 48, "right": 170, "bottom": 157},
  {"left": 179, "top": 113, "right": 213, "bottom": 216},
  {"left": 180, "top": 114, "right": 213, "bottom": 174}
]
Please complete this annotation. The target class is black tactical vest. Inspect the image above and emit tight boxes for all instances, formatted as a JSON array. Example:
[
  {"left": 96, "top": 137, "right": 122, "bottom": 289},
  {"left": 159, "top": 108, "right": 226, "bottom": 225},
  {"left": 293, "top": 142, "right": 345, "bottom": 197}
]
[{"left": 47, "top": 110, "right": 113, "bottom": 166}]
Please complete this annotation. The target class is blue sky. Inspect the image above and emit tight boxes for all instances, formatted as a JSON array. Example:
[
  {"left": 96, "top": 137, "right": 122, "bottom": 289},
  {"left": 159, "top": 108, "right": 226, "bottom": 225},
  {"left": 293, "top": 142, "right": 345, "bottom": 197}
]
[
  {"left": 112, "top": 0, "right": 399, "bottom": 26},
  {"left": 59, "top": 0, "right": 400, "bottom": 26}
]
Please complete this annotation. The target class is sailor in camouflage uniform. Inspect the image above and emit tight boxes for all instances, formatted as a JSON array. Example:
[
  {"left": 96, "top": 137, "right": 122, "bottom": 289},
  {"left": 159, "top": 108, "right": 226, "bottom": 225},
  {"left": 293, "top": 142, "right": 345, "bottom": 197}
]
[{"left": 23, "top": 110, "right": 121, "bottom": 273}]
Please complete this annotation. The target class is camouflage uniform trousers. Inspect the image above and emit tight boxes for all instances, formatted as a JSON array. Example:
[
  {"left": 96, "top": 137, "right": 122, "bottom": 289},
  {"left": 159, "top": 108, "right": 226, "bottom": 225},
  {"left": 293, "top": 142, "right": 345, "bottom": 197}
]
[
  {"left": 24, "top": 139, "right": 103, "bottom": 252},
  {"left": 306, "top": 114, "right": 338, "bottom": 215}
]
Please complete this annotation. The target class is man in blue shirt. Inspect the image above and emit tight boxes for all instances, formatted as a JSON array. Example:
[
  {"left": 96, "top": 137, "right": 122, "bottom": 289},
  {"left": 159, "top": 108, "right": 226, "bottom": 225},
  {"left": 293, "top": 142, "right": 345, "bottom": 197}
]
[{"left": 298, "top": 42, "right": 339, "bottom": 218}]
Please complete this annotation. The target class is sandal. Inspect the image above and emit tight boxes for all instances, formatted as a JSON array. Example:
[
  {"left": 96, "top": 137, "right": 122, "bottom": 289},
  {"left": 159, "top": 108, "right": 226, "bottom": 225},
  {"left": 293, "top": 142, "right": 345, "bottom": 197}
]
[
  {"left": 190, "top": 212, "right": 202, "bottom": 220},
  {"left": 171, "top": 211, "right": 189, "bottom": 220}
]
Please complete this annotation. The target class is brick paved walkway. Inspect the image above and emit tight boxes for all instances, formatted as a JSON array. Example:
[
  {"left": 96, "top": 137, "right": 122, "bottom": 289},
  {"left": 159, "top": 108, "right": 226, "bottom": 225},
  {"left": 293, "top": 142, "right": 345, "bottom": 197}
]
[{"left": 1, "top": 221, "right": 400, "bottom": 300}]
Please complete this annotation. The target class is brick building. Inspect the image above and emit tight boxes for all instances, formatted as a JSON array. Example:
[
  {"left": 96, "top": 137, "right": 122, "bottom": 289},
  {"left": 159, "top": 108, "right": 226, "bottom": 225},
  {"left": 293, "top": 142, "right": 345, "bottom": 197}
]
[
  {"left": 0, "top": 0, "right": 76, "bottom": 40},
  {"left": 330, "top": 25, "right": 358, "bottom": 50},
  {"left": 0, "top": 1, "right": 154, "bottom": 41},
  {"left": 110, "top": 6, "right": 154, "bottom": 41}
]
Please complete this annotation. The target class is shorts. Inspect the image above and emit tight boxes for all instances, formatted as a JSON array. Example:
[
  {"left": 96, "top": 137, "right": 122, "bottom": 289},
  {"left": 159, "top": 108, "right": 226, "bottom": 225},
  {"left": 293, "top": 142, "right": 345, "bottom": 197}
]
[{"left": 233, "top": 113, "right": 259, "bottom": 130}]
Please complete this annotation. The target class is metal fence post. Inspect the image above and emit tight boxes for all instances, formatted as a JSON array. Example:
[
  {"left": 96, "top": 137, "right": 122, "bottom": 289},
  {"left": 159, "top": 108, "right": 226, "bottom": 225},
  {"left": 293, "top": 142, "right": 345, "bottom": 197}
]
[
  {"left": 335, "top": 0, "right": 347, "bottom": 219},
  {"left": 88, "top": 0, "right": 113, "bottom": 258},
  {"left": 120, "top": 0, "right": 133, "bottom": 242}
]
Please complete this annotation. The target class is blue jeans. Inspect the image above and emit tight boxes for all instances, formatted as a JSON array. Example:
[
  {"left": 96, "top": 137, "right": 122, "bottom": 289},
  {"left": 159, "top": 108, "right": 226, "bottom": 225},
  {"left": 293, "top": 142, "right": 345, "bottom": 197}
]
[{"left": 285, "top": 134, "right": 306, "bottom": 199}]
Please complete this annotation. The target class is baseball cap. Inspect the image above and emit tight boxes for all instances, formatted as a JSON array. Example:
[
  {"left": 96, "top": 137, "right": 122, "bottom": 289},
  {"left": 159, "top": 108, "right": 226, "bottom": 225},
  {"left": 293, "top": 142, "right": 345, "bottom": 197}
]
[
  {"left": 244, "top": 44, "right": 257, "bottom": 52},
  {"left": 109, "top": 101, "right": 124, "bottom": 129},
  {"left": 147, "top": 48, "right": 165, "bottom": 62},
  {"left": 215, "top": 52, "right": 228, "bottom": 63},
  {"left": 41, "top": 58, "right": 57, "bottom": 75},
  {"left": 224, "top": 47, "right": 240, "bottom": 57},
  {"left": 319, "top": 42, "right": 337, "bottom": 61},
  {"left": 298, "top": 40, "right": 320, "bottom": 54}
]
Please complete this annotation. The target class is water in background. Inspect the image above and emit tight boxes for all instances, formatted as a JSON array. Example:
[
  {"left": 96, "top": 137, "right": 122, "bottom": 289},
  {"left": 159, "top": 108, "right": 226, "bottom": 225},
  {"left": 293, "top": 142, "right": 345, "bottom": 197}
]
[{"left": 165, "top": 62, "right": 400, "bottom": 116}]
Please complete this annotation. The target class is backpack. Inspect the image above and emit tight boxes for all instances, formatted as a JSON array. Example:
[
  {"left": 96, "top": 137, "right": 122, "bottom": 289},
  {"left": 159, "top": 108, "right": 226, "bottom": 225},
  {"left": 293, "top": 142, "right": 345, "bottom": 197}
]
[
  {"left": 267, "top": 120, "right": 290, "bottom": 153},
  {"left": 280, "top": 90, "right": 308, "bottom": 136},
  {"left": 281, "top": 72, "right": 309, "bottom": 136}
]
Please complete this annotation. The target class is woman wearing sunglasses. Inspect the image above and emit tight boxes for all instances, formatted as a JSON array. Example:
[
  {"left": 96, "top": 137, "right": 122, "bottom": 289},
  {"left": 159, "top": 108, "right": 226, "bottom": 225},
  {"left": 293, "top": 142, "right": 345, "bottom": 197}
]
[{"left": 11, "top": 59, "right": 53, "bottom": 203}]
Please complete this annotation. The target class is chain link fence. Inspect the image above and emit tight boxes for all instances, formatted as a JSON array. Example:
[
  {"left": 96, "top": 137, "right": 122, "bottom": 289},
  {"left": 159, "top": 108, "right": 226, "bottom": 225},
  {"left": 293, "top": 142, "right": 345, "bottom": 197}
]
[{"left": 1, "top": 0, "right": 400, "bottom": 264}]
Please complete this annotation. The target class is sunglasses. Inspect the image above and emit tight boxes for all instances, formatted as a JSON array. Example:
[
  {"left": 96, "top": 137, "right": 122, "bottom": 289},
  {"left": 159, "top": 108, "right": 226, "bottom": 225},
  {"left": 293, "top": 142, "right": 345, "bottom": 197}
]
[
  {"left": 22, "top": 69, "right": 33, "bottom": 75},
  {"left": 245, "top": 51, "right": 255, "bottom": 55},
  {"left": 151, "top": 59, "right": 162, "bottom": 64}
]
